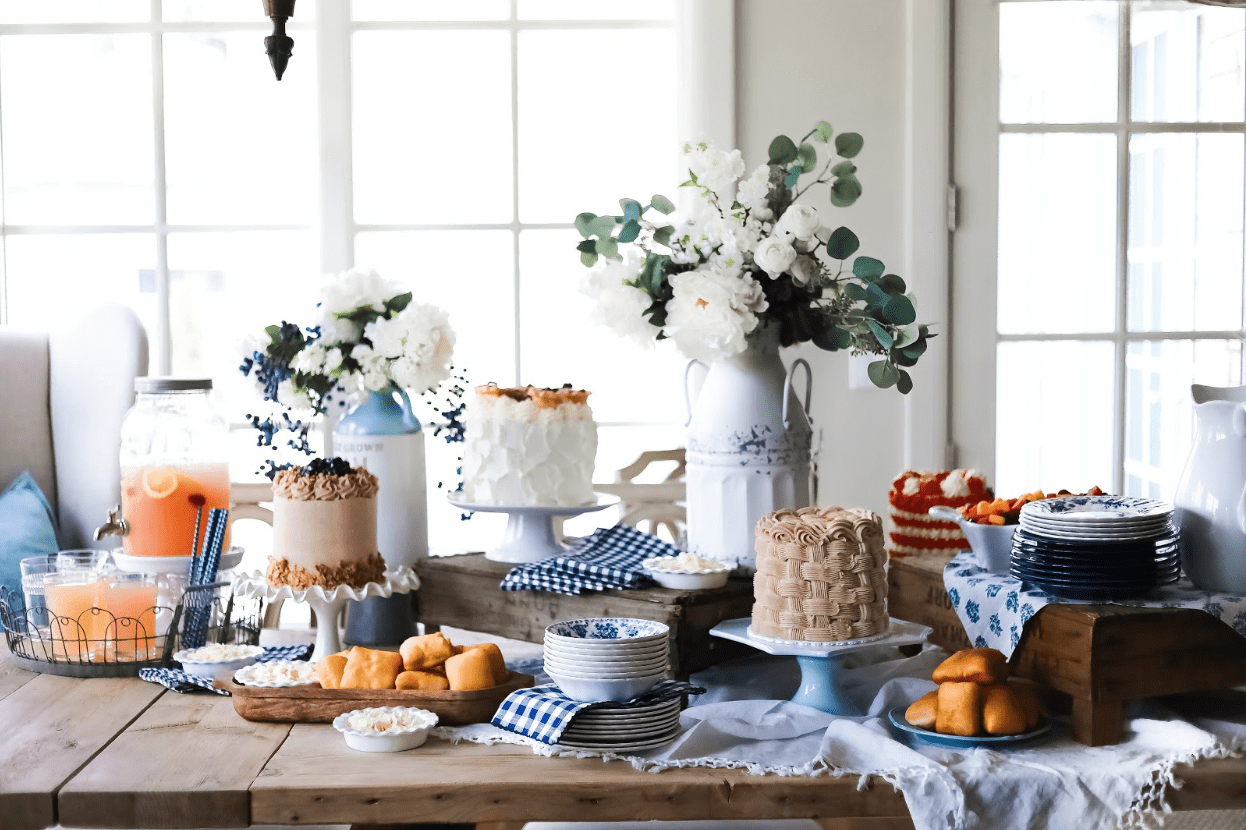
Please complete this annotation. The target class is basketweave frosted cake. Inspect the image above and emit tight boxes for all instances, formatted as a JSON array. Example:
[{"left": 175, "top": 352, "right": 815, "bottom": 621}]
[
  {"left": 460, "top": 384, "right": 597, "bottom": 507},
  {"left": 266, "top": 458, "right": 385, "bottom": 590},
  {"left": 751, "top": 507, "right": 889, "bottom": 642},
  {"left": 887, "top": 469, "right": 991, "bottom": 557}
]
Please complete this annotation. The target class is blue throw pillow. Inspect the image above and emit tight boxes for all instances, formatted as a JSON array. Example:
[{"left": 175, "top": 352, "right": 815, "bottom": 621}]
[{"left": 0, "top": 471, "right": 60, "bottom": 607}]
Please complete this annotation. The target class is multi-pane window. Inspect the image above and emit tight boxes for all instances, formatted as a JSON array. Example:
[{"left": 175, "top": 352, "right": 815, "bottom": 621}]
[
  {"left": 993, "top": 0, "right": 1245, "bottom": 498},
  {"left": 0, "top": 1, "right": 684, "bottom": 554}
]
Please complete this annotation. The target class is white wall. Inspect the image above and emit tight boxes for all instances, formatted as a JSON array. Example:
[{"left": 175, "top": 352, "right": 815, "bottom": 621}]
[{"left": 736, "top": 0, "right": 943, "bottom": 517}]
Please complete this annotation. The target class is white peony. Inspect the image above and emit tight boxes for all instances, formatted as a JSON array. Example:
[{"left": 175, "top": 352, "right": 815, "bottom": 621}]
[
  {"left": 754, "top": 235, "right": 798, "bottom": 278},
  {"left": 316, "top": 312, "right": 361, "bottom": 345},
  {"left": 582, "top": 251, "right": 657, "bottom": 345},
  {"left": 790, "top": 256, "right": 821, "bottom": 288},
  {"left": 318, "top": 268, "right": 402, "bottom": 316},
  {"left": 663, "top": 266, "right": 766, "bottom": 362},
  {"left": 357, "top": 303, "right": 455, "bottom": 393},
  {"left": 363, "top": 315, "right": 408, "bottom": 359},
  {"left": 735, "top": 164, "right": 771, "bottom": 211},
  {"left": 685, "top": 141, "right": 745, "bottom": 198},
  {"left": 779, "top": 203, "right": 821, "bottom": 240}
]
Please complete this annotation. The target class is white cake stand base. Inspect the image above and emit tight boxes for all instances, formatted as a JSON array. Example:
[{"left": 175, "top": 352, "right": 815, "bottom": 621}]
[
  {"left": 234, "top": 568, "right": 420, "bottom": 662},
  {"left": 447, "top": 495, "right": 620, "bottom": 564},
  {"left": 710, "top": 617, "right": 931, "bottom": 716}
]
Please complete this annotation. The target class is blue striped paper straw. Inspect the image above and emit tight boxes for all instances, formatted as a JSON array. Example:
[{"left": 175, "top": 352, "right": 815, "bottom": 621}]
[
  {"left": 183, "top": 509, "right": 227, "bottom": 647},
  {"left": 199, "top": 509, "right": 228, "bottom": 586}
]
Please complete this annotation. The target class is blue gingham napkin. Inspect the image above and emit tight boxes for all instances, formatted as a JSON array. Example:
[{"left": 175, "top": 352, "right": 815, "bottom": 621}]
[
  {"left": 139, "top": 644, "right": 313, "bottom": 695},
  {"left": 491, "top": 678, "right": 705, "bottom": 744},
  {"left": 501, "top": 524, "right": 681, "bottom": 596}
]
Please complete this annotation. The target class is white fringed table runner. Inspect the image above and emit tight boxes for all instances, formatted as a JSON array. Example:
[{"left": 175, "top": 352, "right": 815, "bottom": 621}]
[{"left": 440, "top": 648, "right": 1246, "bottom": 830}]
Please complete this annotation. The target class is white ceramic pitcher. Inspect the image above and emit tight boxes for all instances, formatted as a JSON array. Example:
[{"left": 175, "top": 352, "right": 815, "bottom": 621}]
[{"left": 1175, "top": 383, "right": 1246, "bottom": 593}]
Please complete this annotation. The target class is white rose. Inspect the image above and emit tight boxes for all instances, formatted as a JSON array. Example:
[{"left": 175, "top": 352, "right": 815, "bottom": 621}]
[
  {"left": 779, "top": 203, "right": 821, "bottom": 240},
  {"left": 698, "top": 147, "right": 746, "bottom": 196},
  {"left": 753, "top": 236, "right": 797, "bottom": 278},
  {"left": 790, "top": 256, "right": 821, "bottom": 287}
]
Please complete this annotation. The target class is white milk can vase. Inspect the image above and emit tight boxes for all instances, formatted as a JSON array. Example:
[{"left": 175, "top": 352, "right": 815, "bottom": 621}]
[
  {"left": 1175, "top": 383, "right": 1246, "bottom": 593},
  {"left": 684, "top": 327, "right": 814, "bottom": 571},
  {"left": 335, "top": 385, "right": 428, "bottom": 646}
]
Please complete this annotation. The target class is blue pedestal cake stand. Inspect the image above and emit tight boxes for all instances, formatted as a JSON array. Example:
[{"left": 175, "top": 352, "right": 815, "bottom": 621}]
[{"left": 710, "top": 617, "right": 931, "bottom": 715}]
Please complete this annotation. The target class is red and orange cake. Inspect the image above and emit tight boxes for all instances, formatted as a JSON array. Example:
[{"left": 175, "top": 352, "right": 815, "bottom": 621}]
[{"left": 887, "top": 470, "right": 992, "bottom": 558}]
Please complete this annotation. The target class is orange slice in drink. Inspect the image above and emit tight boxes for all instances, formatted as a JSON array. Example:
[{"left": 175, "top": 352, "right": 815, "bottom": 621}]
[{"left": 141, "top": 467, "right": 180, "bottom": 499}]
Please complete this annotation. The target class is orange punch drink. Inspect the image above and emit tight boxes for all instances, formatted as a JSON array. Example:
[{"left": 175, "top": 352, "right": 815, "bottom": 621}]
[{"left": 120, "top": 463, "right": 231, "bottom": 558}]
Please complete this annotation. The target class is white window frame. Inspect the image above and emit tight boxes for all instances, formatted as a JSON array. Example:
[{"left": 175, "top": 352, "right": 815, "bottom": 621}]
[{"left": 951, "top": 0, "right": 1246, "bottom": 494}]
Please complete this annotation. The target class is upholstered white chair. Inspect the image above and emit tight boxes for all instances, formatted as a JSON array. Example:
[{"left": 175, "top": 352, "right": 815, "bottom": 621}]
[{"left": 0, "top": 305, "right": 148, "bottom": 548}]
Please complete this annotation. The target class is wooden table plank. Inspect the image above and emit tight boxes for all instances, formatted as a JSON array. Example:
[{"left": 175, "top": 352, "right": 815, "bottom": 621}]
[
  {"left": 0, "top": 638, "right": 38, "bottom": 702},
  {"left": 58, "top": 691, "right": 291, "bottom": 829},
  {"left": 0, "top": 674, "right": 164, "bottom": 830},
  {"left": 250, "top": 725, "right": 909, "bottom": 826}
]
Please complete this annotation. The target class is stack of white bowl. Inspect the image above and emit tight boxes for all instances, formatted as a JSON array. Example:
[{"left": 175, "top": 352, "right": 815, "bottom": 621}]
[{"left": 544, "top": 617, "right": 670, "bottom": 703}]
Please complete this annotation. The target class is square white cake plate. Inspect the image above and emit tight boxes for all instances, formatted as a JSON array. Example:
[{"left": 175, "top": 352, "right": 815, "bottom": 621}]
[{"left": 710, "top": 617, "right": 931, "bottom": 716}]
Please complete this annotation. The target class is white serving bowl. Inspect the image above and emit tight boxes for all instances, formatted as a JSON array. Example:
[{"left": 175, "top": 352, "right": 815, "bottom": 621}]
[
  {"left": 543, "top": 660, "right": 668, "bottom": 679},
  {"left": 544, "top": 641, "right": 667, "bottom": 659},
  {"left": 547, "top": 670, "right": 663, "bottom": 703},
  {"left": 543, "top": 654, "right": 668, "bottom": 671},
  {"left": 545, "top": 617, "right": 669, "bottom": 645},
  {"left": 929, "top": 506, "right": 1017, "bottom": 574},
  {"left": 643, "top": 568, "right": 730, "bottom": 591},
  {"left": 173, "top": 643, "right": 264, "bottom": 680},
  {"left": 543, "top": 636, "right": 668, "bottom": 654},
  {"left": 332, "top": 706, "right": 439, "bottom": 753}
]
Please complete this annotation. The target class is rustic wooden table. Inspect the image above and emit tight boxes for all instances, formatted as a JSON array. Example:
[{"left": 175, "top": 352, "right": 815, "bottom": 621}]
[{"left": 5, "top": 639, "right": 1246, "bottom": 830}]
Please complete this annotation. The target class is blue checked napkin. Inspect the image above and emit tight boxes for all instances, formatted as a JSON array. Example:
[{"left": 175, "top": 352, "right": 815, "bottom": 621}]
[
  {"left": 139, "top": 644, "right": 313, "bottom": 695},
  {"left": 501, "top": 524, "right": 681, "bottom": 596},
  {"left": 491, "top": 678, "right": 705, "bottom": 744}
]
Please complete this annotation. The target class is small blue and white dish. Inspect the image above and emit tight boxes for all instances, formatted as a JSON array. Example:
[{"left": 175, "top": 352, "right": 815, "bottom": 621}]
[
  {"left": 1020, "top": 495, "right": 1173, "bottom": 522},
  {"left": 546, "top": 617, "right": 669, "bottom": 643}
]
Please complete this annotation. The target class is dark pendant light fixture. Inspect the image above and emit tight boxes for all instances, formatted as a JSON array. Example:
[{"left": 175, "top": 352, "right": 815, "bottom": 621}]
[{"left": 263, "top": 0, "right": 297, "bottom": 80}]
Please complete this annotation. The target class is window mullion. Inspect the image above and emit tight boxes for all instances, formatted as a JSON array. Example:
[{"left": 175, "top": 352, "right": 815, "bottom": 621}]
[
  {"left": 1112, "top": 0, "right": 1132, "bottom": 497},
  {"left": 151, "top": 3, "right": 172, "bottom": 375},
  {"left": 510, "top": 0, "right": 522, "bottom": 387},
  {"left": 316, "top": 0, "right": 355, "bottom": 276}
]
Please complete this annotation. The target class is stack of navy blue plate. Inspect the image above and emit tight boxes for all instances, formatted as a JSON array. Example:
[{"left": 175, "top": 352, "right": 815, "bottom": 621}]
[{"left": 1009, "top": 495, "right": 1180, "bottom": 600}]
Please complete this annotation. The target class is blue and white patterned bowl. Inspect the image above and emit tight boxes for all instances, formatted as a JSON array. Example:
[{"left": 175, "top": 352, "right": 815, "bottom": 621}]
[{"left": 546, "top": 617, "right": 669, "bottom": 644}]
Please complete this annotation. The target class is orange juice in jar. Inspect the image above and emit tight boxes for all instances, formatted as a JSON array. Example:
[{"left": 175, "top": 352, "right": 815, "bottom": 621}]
[
  {"left": 102, "top": 574, "right": 159, "bottom": 659},
  {"left": 118, "top": 379, "right": 231, "bottom": 558},
  {"left": 44, "top": 574, "right": 107, "bottom": 660}
]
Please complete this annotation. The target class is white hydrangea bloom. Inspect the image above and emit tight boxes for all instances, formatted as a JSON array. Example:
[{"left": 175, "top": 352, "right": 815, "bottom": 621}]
[
  {"left": 397, "top": 302, "right": 456, "bottom": 392},
  {"left": 736, "top": 164, "right": 771, "bottom": 211},
  {"left": 276, "top": 378, "right": 314, "bottom": 411},
  {"left": 323, "top": 347, "right": 344, "bottom": 373},
  {"left": 684, "top": 141, "right": 745, "bottom": 198},
  {"left": 318, "top": 267, "right": 402, "bottom": 316},
  {"left": 663, "top": 266, "right": 766, "bottom": 362},
  {"left": 363, "top": 316, "right": 408, "bottom": 359},
  {"left": 582, "top": 250, "right": 656, "bottom": 346},
  {"left": 316, "top": 312, "right": 361, "bottom": 345},
  {"left": 292, "top": 344, "right": 327, "bottom": 374}
]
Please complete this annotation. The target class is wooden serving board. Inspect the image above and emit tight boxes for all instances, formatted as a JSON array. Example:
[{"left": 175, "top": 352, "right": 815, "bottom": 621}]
[{"left": 214, "top": 670, "right": 534, "bottom": 725}]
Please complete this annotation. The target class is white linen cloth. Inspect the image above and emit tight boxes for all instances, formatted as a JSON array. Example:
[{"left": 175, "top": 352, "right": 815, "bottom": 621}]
[{"left": 437, "top": 647, "right": 1246, "bottom": 830}]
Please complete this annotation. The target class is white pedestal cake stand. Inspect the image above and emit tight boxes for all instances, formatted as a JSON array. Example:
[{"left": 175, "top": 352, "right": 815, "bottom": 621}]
[
  {"left": 447, "top": 494, "right": 620, "bottom": 564},
  {"left": 234, "top": 568, "right": 420, "bottom": 662},
  {"left": 710, "top": 617, "right": 931, "bottom": 716}
]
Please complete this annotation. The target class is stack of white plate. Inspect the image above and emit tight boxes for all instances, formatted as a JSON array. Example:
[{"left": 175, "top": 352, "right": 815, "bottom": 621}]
[
  {"left": 544, "top": 617, "right": 670, "bottom": 703},
  {"left": 558, "top": 696, "right": 682, "bottom": 752}
]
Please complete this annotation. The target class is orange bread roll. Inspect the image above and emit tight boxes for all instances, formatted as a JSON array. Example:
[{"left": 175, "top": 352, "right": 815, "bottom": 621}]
[
  {"left": 462, "top": 643, "right": 507, "bottom": 684},
  {"left": 400, "top": 632, "right": 456, "bottom": 671},
  {"left": 935, "top": 681, "right": 982, "bottom": 737},
  {"left": 396, "top": 670, "right": 450, "bottom": 692},
  {"left": 905, "top": 690, "right": 939, "bottom": 730},
  {"left": 317, "top": 654, "right": 348, "bottom": 689},
  {"left": 932, "top": 648, "right": 1008, "bottom": 685},
  {"left": 982, "top": 685, "right": 1028, "bottom": 735},
  {"left": 1007, "top": 679, "right": 1044, "bottom": 730},
  {"left": 444, "top": 648, "right": 495, "bottom": 691},
  {"left": 340, "top": 646, "right": 405, "bottom": 690}
]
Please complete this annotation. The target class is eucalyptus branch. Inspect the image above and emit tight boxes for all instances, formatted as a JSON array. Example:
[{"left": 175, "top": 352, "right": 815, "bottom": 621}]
[{"left": 791, "top": 154, "right": 838, "bottom": 201}]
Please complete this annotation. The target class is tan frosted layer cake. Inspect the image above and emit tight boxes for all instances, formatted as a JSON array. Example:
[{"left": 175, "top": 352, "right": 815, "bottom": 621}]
[
  {"left": 267, "top": 459, "right": 385, "bottom": 590},
  {"left": 752, "top": 507, "right": 889, "bottom": 642}
]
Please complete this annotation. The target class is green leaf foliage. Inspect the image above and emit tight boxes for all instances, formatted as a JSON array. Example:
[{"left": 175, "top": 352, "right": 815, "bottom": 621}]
[
  {"left": 618, "top": 220, "right": 641, "bottom": 244},
  {"left": 831, "top": 160, "right": 857, "bottom": 177},
  {"left": 868, "top": 359, "right": 901, "bottom": 389},
  {"left": 814, "top": 120, "right": 834, "bottom": 142},
  {"left": 796, "top": 143, "right": 818, "bottom": 174},
  {"left": 576, "top": 239, "right": 596, "bottom": 254},
  {"left": 902, "top": 338, "right": 928, "bottom": 360},
  {"left": 386, "top": 292, "right": 413, "bottom": 313},
  {"left": 866, "top": 318, "right": 894, "bottom": 349},
  {"left": 265, "top": 325, "right": 282, "bottom": 344},
  {"left": 769, "top": 134, "right": 798, "bottom": 165},
  {"left": 831, "top": 175, "right": 863, "bottom": 207},
  {"left": 620, "top": 199, "right": 643, "bottom": 222},
  {"left": 879, "top": 274, "right": 906, "bottom": 294},
  {"left": 835, "top": 132, "right": 864, "bottom": 159},
  {"left": 650, "top": 194, "right": 676, "bottom": 215},
  {"left": 587, "top": 216, "right": 615, "bottom": 239},
  {"left": 653, "top": 225, "right": 674, "bottom": 247},
  {"left": 784, "top": 166, "right": 801, "bottom": 189},
  {"left": 826, "top": 226, "right": 860, "bottom": 260},
  {"left": 581, "top": 250, "right": 599, "bottom": 268},
  {"left": 897, "top": 369, "right": 914, "bottom": 394},
  {"left": 882, "top": 293, "right": 917, "bottom": 326},
  {"left": 853, "top": 256, "right": 885, "bottom": 281},
  {"left": 843, "top": 283, "right": 867, "bottom": 302},
  {"left": 575, "top": 212, "right": 597, "bottom": 238},
  {"left": 894, "top": 326, "right": 919, "bottom": 349},
  {"left": 595, "top": 237, "right": 619, "bottom": 259},
  {"left": 866, "top": 282, "right": 890, "bottom": 308}
]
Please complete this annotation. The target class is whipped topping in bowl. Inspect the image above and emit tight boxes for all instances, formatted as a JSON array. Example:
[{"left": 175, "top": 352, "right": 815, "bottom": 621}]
[
  {"left": 341, "top": 707, "right": 439, "bottom": 735},
  {"left": 234, "top": 660, "right": 318, "bottom": 687},
  {"left": 177, "top": 643, "right": 263, "bottom": 664},
  {"left": 643, "top": 552, "right": 731, "bottom": 574}
]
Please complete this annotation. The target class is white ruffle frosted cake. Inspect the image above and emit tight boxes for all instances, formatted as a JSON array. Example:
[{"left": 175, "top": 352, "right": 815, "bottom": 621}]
[{"left": 461, "top": 385, "right": 597, "bottom": 507}]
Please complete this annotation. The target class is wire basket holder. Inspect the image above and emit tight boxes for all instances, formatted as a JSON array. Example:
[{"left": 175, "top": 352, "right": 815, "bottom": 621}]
[{"left": 0, "top": 582, "right": 264, "bottom": 678}]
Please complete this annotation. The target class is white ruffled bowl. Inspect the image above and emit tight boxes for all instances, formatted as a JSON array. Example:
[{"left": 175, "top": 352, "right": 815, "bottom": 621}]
[
  {"left": 333, "top": 706, "right": 439, "bottom": 753},
  {"left": 173, "top": 644, "right": 264, "bottom": 680}
]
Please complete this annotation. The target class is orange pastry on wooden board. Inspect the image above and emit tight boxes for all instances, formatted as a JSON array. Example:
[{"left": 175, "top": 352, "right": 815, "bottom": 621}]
[
  {"left": 400, "top": 632, "right": 456, "bottom": 671},
  {"left": 396, "top": 670, "right": 451, "bottom": 692},
  {"left": 340, "top": 646, "right": 405, "bottom": 690},
  {"left": 315, "top": 633, "right": 511, "bottom": 692},
  {"left": 316, "top": 653, "right": 348, "bottom": 689},
  {"left": 444, "top": 649, "right": 496, "bottom": 691},
  {"left": 904, "top": 648, "right": 1043, "bottom": 737}
]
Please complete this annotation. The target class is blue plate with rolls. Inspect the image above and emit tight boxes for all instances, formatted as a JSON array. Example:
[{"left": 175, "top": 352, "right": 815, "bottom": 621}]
[{"left": 887, "top": 706, "right": 1051, "bottom": 748}]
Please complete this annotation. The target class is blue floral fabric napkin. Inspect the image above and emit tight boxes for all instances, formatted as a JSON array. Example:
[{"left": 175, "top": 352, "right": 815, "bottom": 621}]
[
  {"left": 943, "top": 551, "right": 1246, "bottom": 658},
  {"left": 500, "top": 524, "right": 680, "bottom": 595},
  {"left": 139, "top": 644, "right": 314, "bottom": 695},
  {"left": 491, "top": 678, "right": 705, "bottom": 744}
]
